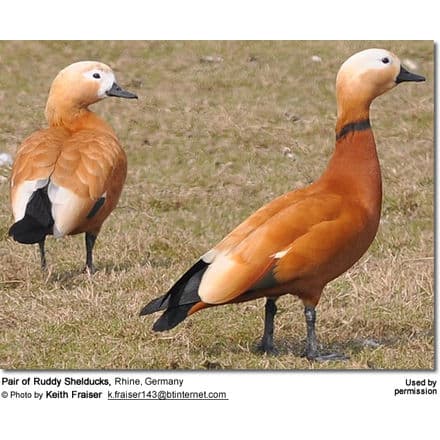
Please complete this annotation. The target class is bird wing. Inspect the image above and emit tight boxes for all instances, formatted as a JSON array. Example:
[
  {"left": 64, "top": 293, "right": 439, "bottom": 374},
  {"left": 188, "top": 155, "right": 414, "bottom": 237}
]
[
  {"left": 10, "top": 128, "right": 66, "bottom": 221},
  {"left": 198, "top": 191, "right": 347, "bottom": 304},
  {"left": 49, "top": 130, "right": 125, "bottom": 235},
  {"left": 212, "top": 188, "right": 311, "bottom": 255},
  {"left": 271, "top": 201, "right": 368, "bottom": 284}
]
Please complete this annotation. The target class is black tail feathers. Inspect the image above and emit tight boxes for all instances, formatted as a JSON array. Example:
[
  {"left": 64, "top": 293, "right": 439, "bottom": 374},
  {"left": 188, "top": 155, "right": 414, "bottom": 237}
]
[
  {"left": 139, "top": 294, "right": 169, "bottom": 316},
  {"left": 9, "top": 187, "right": 54, "bottom": 244},
  {"left": 140, "top": 259, "right": 209, "bottom": 331},
  {"left": 9, "top": 216, "right": 52, "bottom": 244},
  {"left": 152, "top": 303, "right": 196, "bottom": 332}
]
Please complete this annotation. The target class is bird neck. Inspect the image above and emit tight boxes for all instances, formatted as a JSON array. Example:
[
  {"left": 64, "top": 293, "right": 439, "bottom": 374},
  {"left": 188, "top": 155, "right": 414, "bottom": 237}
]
[
  {"left": 45, "top": 99, "right": 117, "bottom": 137},
  {"left": 335, "top": 89, "right": 372, "bottom": 134},
  {"left": 331, "top": 93, "right": 379, "bottom": 186},
  {"left": 330, "top": 119, "right": 378, "bottom": 174},
  {"left": 320, "top": 115, "right": 382, "bottom": 218}
]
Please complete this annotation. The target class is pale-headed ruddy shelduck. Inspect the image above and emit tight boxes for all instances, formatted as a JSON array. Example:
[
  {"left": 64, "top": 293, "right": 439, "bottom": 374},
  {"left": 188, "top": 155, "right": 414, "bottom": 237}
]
[
  {"left": 9, "top": 61, "right": 137, "bottom": 273},
  {"left": 140, "top": 49, "right": 425, "bottom": 360}
]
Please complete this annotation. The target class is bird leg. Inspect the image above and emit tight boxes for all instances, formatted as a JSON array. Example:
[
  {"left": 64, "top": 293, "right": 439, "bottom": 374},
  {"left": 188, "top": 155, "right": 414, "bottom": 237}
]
[
  {"left": 304, "top": 305, "right": 349, "bottom": 361},
  {"left": 84, "top": 232, "right": 97, "bottom": 274},
  {"left": 38, "top": 239, "right": 47, "bottom": 270},
  {"left": 257, "top": 298, "right": 278, "bottom": 354}
]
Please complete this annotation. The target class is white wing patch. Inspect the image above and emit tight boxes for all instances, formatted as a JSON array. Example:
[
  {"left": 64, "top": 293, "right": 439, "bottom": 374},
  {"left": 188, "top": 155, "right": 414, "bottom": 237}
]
[
  {"left": 201, "top": 248, "right": 218, "bottom": 264},
  {"left": 198, "top": 252, "right": 237, "bottom": 304},
  {"left": 48, "top": 183, "right": 84, "bottom": 237},
  {"left": 12, "top": 179, "right": 49, "bottom": 221},
  {"left": 272, "top": 247, "right": 291, "bottom": 259}
]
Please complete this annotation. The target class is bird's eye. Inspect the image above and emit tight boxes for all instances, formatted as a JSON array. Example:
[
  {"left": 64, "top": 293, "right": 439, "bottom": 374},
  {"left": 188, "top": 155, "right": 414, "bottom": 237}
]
[
  {"left": 93, "top": 73, "right": 101, "bottom": 79},
  {"left": 381, "top": 57, "right": 390, "bottom": 64}
]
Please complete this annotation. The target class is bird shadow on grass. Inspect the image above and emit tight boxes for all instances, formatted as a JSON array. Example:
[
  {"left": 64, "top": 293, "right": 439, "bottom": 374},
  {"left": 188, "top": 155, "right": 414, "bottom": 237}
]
[
  {"left": 247, "top": 336, "right": 388, "bottom": 359},
  {"left": 46, "top": 259, "right": 143, "bottom": 284},
  {"left": 97, "top": 259, "right": 148, "bottom": 275}
]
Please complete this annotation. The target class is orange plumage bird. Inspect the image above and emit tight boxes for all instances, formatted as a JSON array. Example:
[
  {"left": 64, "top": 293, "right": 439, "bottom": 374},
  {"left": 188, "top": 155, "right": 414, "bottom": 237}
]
[
  {"left": 140, "top": 48, "right": 425, "bottom": 360},
  {"left": 9, "top": 61, "right": 137, "bottom": 273}
]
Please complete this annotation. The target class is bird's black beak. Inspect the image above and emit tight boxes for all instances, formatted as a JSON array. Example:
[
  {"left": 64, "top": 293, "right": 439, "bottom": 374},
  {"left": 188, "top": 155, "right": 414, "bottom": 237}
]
[
  {"left": 396, "top": 65, "right": 425, "bottom": 84},
  {"left": 106, "top": 82, "right": 138, "bottom": 99}
]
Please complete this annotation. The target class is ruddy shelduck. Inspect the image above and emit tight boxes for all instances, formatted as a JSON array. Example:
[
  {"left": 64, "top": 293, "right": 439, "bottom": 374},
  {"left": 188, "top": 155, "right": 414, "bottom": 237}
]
[
  {"left": 9, "top": 61, "right": 137, "bottom": 273},
  {"left": 140, "top": 48, "right": 425, "bottom": 360}
]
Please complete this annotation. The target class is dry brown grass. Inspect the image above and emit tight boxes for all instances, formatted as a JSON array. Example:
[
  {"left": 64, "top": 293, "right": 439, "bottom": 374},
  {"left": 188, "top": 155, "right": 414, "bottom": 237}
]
[{"left": 0, "top": 40, "right": 433, "bottom": 369}]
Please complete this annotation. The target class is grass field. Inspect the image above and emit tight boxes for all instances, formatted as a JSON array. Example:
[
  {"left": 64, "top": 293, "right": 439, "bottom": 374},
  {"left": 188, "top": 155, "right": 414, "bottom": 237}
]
[{"left": 0, "top": 40, "right": 433, "bottom": 370}]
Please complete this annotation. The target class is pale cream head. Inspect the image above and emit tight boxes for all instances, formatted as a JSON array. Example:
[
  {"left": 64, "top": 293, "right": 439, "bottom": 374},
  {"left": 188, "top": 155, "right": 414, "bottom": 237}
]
[
  {"left": 336, "top": 48, "right": 401, "bottom": 103},
  {"left": 335, "top": 48, "right": 424, "bottom": 127},
  {"left": 44, "top": 61, "right": 137, "bottom": 125},
  {"left": 46, "top": 61, "right": 116, "bottom": 109}
]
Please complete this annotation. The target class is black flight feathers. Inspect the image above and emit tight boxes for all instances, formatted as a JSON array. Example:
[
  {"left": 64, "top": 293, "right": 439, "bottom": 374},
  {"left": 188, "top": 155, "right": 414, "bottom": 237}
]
[
  {"left": 9, "top": 186, "right": 106, "bottom": 244},
  {"left": 140, "top": 259, "right": 209, "bottom": 331},
  {"left": 9, "top": 186, "right": 54, "bottom": 244},
  {"left": 86, "top": 197, "right": 106, "bottom": 219}
]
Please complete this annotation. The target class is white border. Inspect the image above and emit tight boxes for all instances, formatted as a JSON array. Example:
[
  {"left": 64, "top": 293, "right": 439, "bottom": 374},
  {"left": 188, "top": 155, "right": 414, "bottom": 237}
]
[
  {"left": 0, "top": 1, "right": 437, "bottom": 40},
  {"left": 0, "top": 1, "right": 438, "bottom": 438}
]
